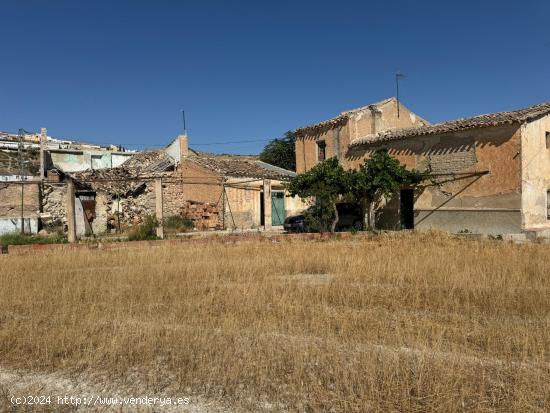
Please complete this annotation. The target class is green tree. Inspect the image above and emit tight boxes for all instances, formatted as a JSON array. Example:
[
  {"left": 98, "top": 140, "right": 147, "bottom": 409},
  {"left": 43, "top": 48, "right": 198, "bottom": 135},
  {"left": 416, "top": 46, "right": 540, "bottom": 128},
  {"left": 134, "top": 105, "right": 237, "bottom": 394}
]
[
  {"left": 347, "top": 149, "right": 425, "bottom": 230},
  {"left": 259, "top": 131, "right": 296, "bottom": 171},
  {"left": 286, "top": 157, "right": 349, "bottom": 233}
]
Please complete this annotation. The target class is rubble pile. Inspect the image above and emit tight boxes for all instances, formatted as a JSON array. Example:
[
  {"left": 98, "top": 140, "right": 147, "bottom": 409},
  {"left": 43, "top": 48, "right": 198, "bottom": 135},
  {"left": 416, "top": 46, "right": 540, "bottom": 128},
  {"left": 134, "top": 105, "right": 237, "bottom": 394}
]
[
  {"left": 104, "top": 188, "right": 156, "bottom": 231},
  {"left": 42, "top": 184, "right": 67, "bottom": 231},
  {"left": 181, "top": 200, "right": 221, "bottom": 230}
]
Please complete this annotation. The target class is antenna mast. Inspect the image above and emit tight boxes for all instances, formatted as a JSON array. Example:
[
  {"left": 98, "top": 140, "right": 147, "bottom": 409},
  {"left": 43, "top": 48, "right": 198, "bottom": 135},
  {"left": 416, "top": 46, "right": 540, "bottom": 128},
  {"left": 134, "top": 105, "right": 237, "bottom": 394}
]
[
  {"left": 182, "top": 110, "right": 187, "bottom": 136},
  {"left": 396, "top": 72, "right": 405, "bottom": 118}
]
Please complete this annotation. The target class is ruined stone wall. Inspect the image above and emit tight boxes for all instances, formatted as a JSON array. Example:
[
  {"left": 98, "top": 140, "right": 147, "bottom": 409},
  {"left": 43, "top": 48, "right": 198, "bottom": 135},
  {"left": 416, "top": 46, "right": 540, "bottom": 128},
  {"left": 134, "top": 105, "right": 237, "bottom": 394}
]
[
  {"left": 521, "top": 113, "right": 550, "bottom": 230},
  {"left": 162, "top": 175, "right": 186, "bottom": 218},
  {"left": 347, "top": 123, "right": 522, "bottom": 234},
  {"left": 102, "top": 187, "right": 156, "bottom": 231},
  {"left": 0, "top": 149, "right": 40, "bottom": 175}
]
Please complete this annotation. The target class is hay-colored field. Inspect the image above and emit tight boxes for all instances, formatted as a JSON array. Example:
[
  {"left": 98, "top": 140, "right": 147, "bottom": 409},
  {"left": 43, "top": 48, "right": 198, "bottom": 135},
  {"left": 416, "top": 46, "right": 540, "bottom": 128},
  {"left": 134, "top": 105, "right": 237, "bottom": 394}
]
[{"left": 1, "top": 233, "right": 549, "bottom": 412}]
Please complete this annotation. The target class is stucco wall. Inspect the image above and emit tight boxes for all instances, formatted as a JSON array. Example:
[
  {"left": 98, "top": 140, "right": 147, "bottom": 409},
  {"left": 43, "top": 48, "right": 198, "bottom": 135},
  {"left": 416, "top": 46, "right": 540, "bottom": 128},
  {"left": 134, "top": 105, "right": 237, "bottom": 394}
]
[
  {"left": 348, "top": 124, "right": 522, "bottom": 235},
  {"left": 224, "top": 178, "right": 262, "bottom": 229},
  {"left": 521, "top": 114, "right": 550, "bottom": 230},
  {"left": 180, "top": 161, "right": 224, "bottom": 204},
  {"left": 222, "top": 179, "right": 306, "bottom": 229}
]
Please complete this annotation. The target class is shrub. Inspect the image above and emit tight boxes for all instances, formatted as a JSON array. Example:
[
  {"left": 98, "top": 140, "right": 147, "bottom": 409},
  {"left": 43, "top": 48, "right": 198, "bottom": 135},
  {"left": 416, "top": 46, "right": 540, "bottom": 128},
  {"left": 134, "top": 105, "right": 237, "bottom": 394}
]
[
  {"left": 127, "top": 215, "right": 159, "bottom": 241},
  {"left": 163, "top": 215, "right": 193, "bottom": 232},
  {"left": 0, "top": 231, "right": 67, "bottom": 253}
]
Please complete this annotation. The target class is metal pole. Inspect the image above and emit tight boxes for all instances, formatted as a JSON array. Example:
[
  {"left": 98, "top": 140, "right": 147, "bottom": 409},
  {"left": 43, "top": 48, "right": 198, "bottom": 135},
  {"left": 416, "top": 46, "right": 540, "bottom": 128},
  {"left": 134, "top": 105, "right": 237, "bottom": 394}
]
[
  {"left": 20, "top": 181, "right": 24, "bottom": 234},
  {"left": 182, "top": 110, "right": 187, "bottom": 136},
  {"left": 396, "top": 74, "right": 400, "bottom": 118},
  {"left": 395, "top": 72, "right": 405, "bottom": 119}
]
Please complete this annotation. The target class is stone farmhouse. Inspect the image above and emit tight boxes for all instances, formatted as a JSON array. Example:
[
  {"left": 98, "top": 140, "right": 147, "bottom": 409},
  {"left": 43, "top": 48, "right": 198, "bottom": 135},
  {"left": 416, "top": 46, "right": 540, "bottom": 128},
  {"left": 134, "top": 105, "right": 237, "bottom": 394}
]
[
  {"left": 295, "top": 97, "right": 429, "bottom": 174},
  {"left": 295, "top": 99, "right": 550, "bottom": 236}
]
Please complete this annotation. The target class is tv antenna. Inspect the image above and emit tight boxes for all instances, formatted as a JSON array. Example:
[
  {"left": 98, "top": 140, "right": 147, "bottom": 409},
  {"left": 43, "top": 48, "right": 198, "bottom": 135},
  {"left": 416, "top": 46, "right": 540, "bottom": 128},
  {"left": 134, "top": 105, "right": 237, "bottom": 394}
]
[
  {"left": 181, "top": 110, "right": 188, "bottom": 136},
  {"left": 396, "top": 72, "right": 405, "bottom": 118}
]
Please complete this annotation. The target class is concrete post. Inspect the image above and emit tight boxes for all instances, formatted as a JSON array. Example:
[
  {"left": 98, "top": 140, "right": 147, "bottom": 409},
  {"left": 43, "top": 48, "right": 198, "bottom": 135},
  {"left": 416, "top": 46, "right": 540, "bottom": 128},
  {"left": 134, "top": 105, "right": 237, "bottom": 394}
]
[
  {"left": 66, "top": 179, "right": 76, "bottom": 243},
  {"left": 263, "top": 179, "right": 272, "bottom": 230},
  {"left": 155, "top": 177, "right": 164, "bottom": 239},
  {"left": 40, "top": 128, "right": 47, "bottom": 181}
]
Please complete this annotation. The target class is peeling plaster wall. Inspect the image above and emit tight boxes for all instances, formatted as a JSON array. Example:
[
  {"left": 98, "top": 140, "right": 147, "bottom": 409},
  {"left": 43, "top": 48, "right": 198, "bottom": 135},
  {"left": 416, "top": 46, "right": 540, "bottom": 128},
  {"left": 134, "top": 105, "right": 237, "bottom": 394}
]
[
  {"left": 348, "top": 124, "right": 522, "bottom": 235},
  {"left": 521, "top": 114, "right": 550, "bottom": 230}
]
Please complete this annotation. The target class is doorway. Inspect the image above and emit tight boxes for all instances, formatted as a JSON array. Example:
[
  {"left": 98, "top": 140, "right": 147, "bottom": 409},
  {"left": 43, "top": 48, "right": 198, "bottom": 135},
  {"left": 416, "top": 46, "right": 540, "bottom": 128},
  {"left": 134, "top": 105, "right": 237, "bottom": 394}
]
[
  {"left": 400, "top": 189, "right": 414, "bottom": 230},
  {"left": 271, "top": 191, "right": 285, "bottom": 226},
  {"left": 259, "top": 192, "right": 265, "bottom": 226}
]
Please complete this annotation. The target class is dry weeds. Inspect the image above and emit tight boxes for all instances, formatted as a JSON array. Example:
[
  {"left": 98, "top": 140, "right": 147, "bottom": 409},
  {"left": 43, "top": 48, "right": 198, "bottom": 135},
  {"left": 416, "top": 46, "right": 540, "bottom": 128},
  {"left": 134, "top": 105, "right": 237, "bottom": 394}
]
[{"left": 0, "top": 232, "right": 549, "bottom": 412}]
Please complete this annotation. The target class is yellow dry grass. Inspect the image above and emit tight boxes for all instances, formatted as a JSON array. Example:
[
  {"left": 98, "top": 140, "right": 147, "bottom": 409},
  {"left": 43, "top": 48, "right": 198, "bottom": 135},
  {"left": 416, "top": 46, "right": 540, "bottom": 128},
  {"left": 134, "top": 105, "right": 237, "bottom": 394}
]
[{"left": 1, "top": 232, "right": 549, "bottom": 412}]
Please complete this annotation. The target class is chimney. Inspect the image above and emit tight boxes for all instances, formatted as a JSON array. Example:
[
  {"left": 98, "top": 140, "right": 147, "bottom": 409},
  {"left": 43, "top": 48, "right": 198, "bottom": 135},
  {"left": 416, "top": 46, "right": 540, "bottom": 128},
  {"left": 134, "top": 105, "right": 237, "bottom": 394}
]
[
  {"left": 179, "top": 134, "right": 189, "bottom": 159},
  {"left": 368, "top": 106, "right": 381, "bottom": 135}
]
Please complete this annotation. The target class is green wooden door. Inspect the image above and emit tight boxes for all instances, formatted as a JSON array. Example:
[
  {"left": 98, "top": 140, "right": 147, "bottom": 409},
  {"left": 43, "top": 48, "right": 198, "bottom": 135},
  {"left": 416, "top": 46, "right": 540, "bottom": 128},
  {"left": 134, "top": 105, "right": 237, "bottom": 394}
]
[{"left": 271, "top": 192, "right": 285, "bottom": 226}]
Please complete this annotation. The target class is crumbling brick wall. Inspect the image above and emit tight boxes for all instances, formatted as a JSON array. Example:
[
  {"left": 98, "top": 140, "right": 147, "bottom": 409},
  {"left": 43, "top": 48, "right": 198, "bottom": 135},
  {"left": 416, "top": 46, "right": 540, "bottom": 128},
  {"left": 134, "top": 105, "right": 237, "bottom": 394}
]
[{"left": 181, "top": 200, "right": 220, "bottom": 230}]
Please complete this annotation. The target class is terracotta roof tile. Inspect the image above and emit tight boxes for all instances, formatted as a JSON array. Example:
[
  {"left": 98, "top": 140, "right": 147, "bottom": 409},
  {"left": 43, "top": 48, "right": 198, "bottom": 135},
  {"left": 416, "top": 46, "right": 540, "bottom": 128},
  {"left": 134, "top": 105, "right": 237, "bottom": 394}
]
[
  {"left": 350, "top": 102, "right": 550, "bottom": 147},
  {"left": 187, "top": 156, "right": 296, "bottom": 180}
]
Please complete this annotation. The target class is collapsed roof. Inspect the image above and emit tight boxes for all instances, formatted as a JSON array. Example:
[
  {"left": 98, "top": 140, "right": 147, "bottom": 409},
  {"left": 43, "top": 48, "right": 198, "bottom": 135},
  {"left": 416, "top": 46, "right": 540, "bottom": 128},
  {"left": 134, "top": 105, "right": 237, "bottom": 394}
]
[
  {"left": 70, "top": 150, "right": 174, "bottom": 195},
  {"left": 350, "top": 102, "right": 550, "bottom": 147}
]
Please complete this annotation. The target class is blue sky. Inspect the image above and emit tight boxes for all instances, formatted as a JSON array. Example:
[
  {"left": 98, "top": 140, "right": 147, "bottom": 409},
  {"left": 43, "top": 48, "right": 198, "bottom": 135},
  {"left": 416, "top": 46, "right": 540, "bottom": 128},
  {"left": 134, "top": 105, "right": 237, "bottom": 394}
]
[{"left": 1, "top": 0, "right": 549, "bottom": 154}]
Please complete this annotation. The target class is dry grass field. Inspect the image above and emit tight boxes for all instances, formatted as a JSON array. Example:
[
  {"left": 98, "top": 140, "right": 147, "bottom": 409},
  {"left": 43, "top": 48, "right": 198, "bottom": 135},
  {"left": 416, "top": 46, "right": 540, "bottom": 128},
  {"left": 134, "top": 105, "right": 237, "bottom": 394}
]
[{"left": 1, "top": 232, "right": 549, "bottom": 412}]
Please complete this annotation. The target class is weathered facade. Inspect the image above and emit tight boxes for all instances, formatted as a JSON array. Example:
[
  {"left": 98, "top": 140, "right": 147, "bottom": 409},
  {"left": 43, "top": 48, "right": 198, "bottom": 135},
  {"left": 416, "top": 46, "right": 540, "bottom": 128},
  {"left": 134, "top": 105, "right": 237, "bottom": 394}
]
[
  {"left": 296, "top": 100, "right": 550, "bottom": 236},
  {"left": 295, "top": 97, "right": 429, "bottom": 174}
]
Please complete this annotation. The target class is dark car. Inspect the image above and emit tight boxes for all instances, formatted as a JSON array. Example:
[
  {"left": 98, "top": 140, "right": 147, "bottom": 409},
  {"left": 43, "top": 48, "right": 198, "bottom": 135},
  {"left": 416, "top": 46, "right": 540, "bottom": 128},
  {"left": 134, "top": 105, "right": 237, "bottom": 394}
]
[
  {"left": 284, "top": 203, "right": 363, "bottom": 232},
  {"left": 283, "top": 214, "right": 307, "bottom": 232}
]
